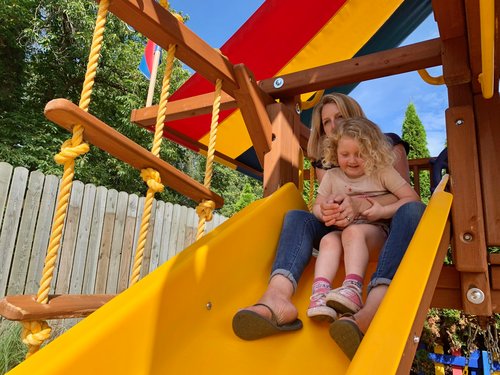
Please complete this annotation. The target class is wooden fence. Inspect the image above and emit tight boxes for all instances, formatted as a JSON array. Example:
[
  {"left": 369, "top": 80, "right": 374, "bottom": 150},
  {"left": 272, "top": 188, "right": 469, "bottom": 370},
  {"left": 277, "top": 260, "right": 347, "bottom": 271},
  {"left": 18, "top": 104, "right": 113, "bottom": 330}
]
[{"left": 0, "top": 162, "right": 227, "bottom": 299}]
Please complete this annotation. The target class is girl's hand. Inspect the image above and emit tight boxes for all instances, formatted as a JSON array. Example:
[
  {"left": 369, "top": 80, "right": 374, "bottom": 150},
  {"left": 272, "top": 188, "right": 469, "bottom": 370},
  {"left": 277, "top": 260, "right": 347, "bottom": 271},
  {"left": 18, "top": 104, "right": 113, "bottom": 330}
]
[{"left": 361, "top": 197, "right": 386, "bottom": 222}]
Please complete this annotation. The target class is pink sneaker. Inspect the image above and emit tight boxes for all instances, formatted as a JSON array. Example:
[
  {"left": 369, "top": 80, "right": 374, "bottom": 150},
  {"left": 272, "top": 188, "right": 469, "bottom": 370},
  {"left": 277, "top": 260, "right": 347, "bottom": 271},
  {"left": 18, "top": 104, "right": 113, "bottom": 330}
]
[
  {"left": 325, "top": 286, "right": 363, "bottom": 314},
  {"left": 307, "top": 291, "right": 338, "bottom": 322}
]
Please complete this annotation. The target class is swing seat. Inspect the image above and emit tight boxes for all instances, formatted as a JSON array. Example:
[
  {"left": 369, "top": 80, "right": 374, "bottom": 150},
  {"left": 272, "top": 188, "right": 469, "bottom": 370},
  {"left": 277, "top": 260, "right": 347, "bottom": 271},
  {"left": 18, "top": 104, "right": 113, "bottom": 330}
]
[{"left": 0, "top": 294, "right": 114, "bottom": 321}]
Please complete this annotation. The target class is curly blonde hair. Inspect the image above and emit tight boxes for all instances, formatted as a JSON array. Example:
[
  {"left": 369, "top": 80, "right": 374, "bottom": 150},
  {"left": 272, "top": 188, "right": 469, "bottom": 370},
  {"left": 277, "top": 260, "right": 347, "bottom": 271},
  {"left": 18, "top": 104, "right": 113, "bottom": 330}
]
[
  {"left": 323, "top": 117, "right": 395, "bottom": 176},
  {"left": 307, "top": 93, "right": 366, "bottom": 161}
]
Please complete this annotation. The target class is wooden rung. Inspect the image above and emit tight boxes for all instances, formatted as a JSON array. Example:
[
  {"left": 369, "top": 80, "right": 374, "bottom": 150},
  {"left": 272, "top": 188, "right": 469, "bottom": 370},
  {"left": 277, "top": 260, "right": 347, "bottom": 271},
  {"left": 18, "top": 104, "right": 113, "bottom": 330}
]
[
  {"left": 44, "top": 99, "right": 224, "bottom": 208},
  {"left": 0, "top": 294, "right": 115, "bottom": 321}
]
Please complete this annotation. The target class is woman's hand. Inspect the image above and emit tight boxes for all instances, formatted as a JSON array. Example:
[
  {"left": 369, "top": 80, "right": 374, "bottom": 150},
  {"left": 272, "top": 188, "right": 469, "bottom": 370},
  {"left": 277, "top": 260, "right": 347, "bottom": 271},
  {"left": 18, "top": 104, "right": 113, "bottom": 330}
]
[{"left": 361, "top": 197, "right": 385, "bottom": 221}]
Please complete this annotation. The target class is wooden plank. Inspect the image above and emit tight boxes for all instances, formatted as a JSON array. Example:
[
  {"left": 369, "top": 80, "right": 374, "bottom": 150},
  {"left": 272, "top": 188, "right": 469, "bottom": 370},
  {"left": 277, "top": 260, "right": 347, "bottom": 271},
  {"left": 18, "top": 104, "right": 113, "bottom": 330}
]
[
  {"left": 55, "top": 180, "right": 84, "bottom": 294},
  {"left": 69, "top": 184, "right": 96, "bottom": 294},
  {"left": 166, "top": 204, "right": 181, "bottom": 261},
  {"left": 105, "top": 191, "right": 129, "bottom": 294},
  {"left": 148, "top": 200, "right": 165, "bottom": 272},
  {"left": 259, "top": 39, "right": 442, "bottom": 98},
  {"left": 139, "top": 200, "right": 156, "bottom": 279},
  {"left": 446, "top": 106, "right": 488, "bottom": 271},
  {"left": 184, "top": 208, "right": 197, "bottom": 248},
  {"left": 0, "top": 166, "right": 29, "bottom": 297},
  {"left": 45, "top": 99, "right": 223, "bottom": 208},
  {"left": 25, "top": 174, "right": 59, "bottom": 295},
  {"left": 464, "top": 0, "right": 486, "bottom": 95},
  {"left": 175, "top": 205, "right": 188, "bottom": 255},
  {"left": 82, "top": 186, "right": 107, "bottom": 294},
  {"left": 263, "top": 103, "right": 302, "bottom": 197},
  {"left": 0, "top": 162, "right": 13, "bottom": 231},
  {"left": 474, "top": 94, "right": 500, "bottom": 245},
  {"left": 130, "top": 92, "right": 237, "bottom": 127},
  {"left": 232, "top": 64, "right": 274, "bottom": 167},
  {"left": 94, "top": 189, "right": 118, "bottom": 294},
  {"left": 117, "top": 194, "right": 139, "bottom": 293},
  {"left": 158, "top": 202, "right": 173, "bottom": 265},
  {"left": 0, "top": 294, "right": 114, "bottom": 321},
  {"left": 7, "top": 171, "right": 44, "bottom": 295},
  {"left": 130, "top": 196, "right": 145, "bottom": 275},
  {"left": 107, "top": 0, "right": 238, "bottom": 94},
  {"left": 446, "top": 104, "right": 490, "bottom": 315}
]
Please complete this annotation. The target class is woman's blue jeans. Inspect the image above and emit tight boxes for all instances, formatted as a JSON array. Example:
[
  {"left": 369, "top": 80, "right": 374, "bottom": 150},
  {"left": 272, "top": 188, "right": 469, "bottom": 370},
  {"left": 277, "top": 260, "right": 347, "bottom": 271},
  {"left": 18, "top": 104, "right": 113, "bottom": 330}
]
[{"left": 270, "top": 201, "right": 426, "bottom": 293}]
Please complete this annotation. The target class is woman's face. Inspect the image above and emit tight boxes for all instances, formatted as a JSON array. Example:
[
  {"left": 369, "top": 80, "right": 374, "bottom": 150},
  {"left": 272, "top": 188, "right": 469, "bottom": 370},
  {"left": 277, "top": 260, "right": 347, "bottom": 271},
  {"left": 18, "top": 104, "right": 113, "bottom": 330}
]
[{"left": 321, "top": 102, "right": 343, "bottom": 137}]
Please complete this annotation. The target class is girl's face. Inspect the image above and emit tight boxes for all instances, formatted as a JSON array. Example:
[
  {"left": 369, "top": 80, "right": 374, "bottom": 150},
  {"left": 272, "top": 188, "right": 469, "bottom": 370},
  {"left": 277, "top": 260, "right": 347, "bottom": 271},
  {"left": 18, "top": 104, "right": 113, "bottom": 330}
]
[
  {"left": 321, "top": 103, "right": 343, "bottom": 137},
  {"left": 337, "top": 136, "right": 366, "bottom": 179}
]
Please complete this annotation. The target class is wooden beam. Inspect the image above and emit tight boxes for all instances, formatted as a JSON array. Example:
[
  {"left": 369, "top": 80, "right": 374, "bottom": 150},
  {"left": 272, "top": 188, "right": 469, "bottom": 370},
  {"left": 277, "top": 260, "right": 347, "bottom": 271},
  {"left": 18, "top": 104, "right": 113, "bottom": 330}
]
[
  {"left": 0, "top": 294, "right": 114, "bottom": 321},
  {"left": 263, "top": 103, "right": 302, "bottom": 196},
  {"left": 259, "top": 39, "right": 443, "bottom": 98},
  {"left": 434, "top": 0, "right": 491, "bottom": 315},
  {"left": 232, "top": 64, "right": 274, "bottom": 167},
  {"left": 130, "top": 92, "right": 237, "bottom": 127},
  {"left": 44, "top": 99, "right": 224, "bottom": 208},
  {"left": 106, "top": 0, "right": 238, "bottom": 94}
]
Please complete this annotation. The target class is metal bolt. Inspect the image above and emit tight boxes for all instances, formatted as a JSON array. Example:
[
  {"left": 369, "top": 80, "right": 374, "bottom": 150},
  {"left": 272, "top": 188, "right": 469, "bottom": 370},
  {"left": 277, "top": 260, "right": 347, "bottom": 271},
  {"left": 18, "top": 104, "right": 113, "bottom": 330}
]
[
  {"left": 273, "top": 77, "right": 284, "bottom": 89},
  {"left": 456, "top": 119, "right": 464, "bottom": 126},
  {"left": 467, "top": 288, "right": 485, "bottom": 304},
  {"left": 206, "top": 302, "right": 212, "bottom": 310},
  {"left": 295, "top": 102, "right": 301, "bottom": 114},
  {"left": 413, "top": 335, "right": 420, "bottom": 344},
  {"left": 463, "top": 232, "right": 473, "bottom": 242}
]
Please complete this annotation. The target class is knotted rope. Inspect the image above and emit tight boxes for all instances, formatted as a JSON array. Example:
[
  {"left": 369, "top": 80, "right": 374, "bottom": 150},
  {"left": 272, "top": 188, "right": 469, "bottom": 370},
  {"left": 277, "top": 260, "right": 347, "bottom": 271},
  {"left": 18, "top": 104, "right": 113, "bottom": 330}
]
[
  {"left": 22, "top": 0, "right": 110, "bottom": 357},
  {"left": 195, "top": 79, "right": 222, "bottom": 240}
]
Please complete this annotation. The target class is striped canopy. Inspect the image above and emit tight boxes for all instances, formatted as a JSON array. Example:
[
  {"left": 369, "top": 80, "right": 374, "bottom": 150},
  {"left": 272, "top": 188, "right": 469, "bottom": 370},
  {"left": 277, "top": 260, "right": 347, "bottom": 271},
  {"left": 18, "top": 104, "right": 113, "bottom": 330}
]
[{"left": 163, "top": 0, "right": 432, "bottom": 178}]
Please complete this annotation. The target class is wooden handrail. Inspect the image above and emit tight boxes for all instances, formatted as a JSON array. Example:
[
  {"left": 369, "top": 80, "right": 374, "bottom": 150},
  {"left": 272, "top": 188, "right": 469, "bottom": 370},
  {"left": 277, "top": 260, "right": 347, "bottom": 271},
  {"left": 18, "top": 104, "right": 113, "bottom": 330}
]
[{"left": 45, "top": 99, "right": 224, "bottom": 208}]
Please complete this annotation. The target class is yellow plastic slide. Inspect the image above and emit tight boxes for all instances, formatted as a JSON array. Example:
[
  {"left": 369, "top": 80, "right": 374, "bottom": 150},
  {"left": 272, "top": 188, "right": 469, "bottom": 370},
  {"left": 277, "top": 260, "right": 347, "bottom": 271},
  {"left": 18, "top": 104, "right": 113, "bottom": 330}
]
[{"left": 8, "top": 181, "right": 452, "bottom": 374}]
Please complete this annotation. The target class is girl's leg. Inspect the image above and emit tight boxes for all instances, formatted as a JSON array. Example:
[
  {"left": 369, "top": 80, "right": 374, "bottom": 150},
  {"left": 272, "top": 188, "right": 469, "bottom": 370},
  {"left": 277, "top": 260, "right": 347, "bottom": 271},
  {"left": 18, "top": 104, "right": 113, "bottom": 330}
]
[
  {"left": 243, "top": 210, "right": 332, "bottom": 325},
  {"left": 307, "top": 232, "right": 342, "bottom": 321},
  {"left": 326, "top": 224, "right": 386, "bottom": 314}
]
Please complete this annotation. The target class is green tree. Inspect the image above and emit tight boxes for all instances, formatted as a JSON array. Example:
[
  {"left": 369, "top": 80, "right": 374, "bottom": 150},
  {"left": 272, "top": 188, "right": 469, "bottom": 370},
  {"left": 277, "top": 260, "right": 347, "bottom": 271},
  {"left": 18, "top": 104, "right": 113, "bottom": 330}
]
[
  {"left": 0, "top": 0, "right": 262, "bottom": 216},
  {"left": 401, "top": 102, "right": 431, "bottom": 202}
]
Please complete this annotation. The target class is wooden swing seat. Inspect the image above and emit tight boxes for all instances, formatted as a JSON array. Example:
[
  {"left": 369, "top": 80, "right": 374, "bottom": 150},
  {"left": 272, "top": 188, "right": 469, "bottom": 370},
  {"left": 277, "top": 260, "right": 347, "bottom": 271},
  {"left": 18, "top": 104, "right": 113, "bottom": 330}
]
[{"left": 0, "top": 294, "right": 114, "bottom": 321}]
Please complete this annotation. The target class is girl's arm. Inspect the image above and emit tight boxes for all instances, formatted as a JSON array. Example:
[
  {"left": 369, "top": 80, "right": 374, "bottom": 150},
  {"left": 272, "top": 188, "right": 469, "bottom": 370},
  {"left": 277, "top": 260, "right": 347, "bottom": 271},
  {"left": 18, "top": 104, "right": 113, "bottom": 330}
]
[{"left": 362, "top": 183, "right": 420, "bottom": 221}]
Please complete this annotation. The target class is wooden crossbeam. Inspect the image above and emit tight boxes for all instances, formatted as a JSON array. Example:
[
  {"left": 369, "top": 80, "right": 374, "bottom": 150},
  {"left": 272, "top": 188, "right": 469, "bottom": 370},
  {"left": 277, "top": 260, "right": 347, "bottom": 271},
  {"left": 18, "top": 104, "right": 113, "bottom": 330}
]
[
  {"left": 130, "top": 92, "right": 238, "bottom": 127},
  {"left": 259, "top": 38, "right": 443, "bottom": 98},
  {"left": 0, "top": 294, "right": 114, "bottom": 320},
  {"left": 44, "top": 99, "right": 224, "bottom": 208}
]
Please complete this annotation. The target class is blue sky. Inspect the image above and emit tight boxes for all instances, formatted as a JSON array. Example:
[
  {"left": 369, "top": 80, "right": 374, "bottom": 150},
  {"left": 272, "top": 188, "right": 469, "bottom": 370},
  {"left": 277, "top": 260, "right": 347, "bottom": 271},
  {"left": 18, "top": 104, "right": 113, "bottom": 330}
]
[{"left": 169, "top": 1, "right": 447, "bottom": 156}]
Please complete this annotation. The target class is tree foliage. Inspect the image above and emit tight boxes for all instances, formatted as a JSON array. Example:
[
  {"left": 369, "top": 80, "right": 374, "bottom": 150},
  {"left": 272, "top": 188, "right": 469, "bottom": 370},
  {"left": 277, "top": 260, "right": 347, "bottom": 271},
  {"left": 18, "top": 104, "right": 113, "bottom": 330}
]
[
  {"left": 401, "top": 102, "right": 431, "bottom": 202},
  {"left": 0, "top": 0, "right": 261, "bottom": 217}
]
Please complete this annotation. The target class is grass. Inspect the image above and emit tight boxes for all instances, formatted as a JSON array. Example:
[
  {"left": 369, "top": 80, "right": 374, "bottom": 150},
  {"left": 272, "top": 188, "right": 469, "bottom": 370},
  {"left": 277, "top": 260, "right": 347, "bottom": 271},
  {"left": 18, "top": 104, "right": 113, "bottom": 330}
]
[
  {"left": 0, "top": 320, "right": 27, "bottom": 375},
  {"left": 0, "top": 319, "right": 69, "bottom": 375}
]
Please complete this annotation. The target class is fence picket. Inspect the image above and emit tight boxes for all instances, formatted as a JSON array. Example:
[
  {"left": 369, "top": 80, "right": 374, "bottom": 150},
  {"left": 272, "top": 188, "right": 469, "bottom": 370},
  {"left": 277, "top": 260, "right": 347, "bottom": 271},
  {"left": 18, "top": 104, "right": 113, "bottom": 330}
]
[
  {"left": 117, "top": 194, "right": 138, "bottom": 293},
  {"left": 25, "top": 174, "right": 59, "bottom": 294},
  {"left": 0, "top": 162, "right": 13, "bottom": 231},
  {"left": 106, "top": 191, "right": 129, "bottom": 294},
  {"left": 55, "top": 181, "right": 85, "bottom": 294},
  {"left": 7, "top": 171, "right": 45, "bottom": 295},
  {"left": 94, "top": 189, "right": 118, "bottom": 294},
  {"left": 82, "top": 186, "right": 107, "bottom": 294},
  {"left": 0, "top": 167, "right": 29, "bottom": 296},
  {"left": 158, "top": 202, "right": 173, "bottom": 265},
  {"left": 69, "top": 184, "right": 97, "bottom": 294}
]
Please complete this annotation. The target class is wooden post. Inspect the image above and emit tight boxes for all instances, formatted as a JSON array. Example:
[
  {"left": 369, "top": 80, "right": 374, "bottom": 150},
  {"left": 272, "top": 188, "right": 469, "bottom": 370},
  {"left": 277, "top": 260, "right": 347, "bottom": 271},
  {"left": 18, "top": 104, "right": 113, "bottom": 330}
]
[{"left": 263, "top": 101, "right": 302, "bottom": 197}]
